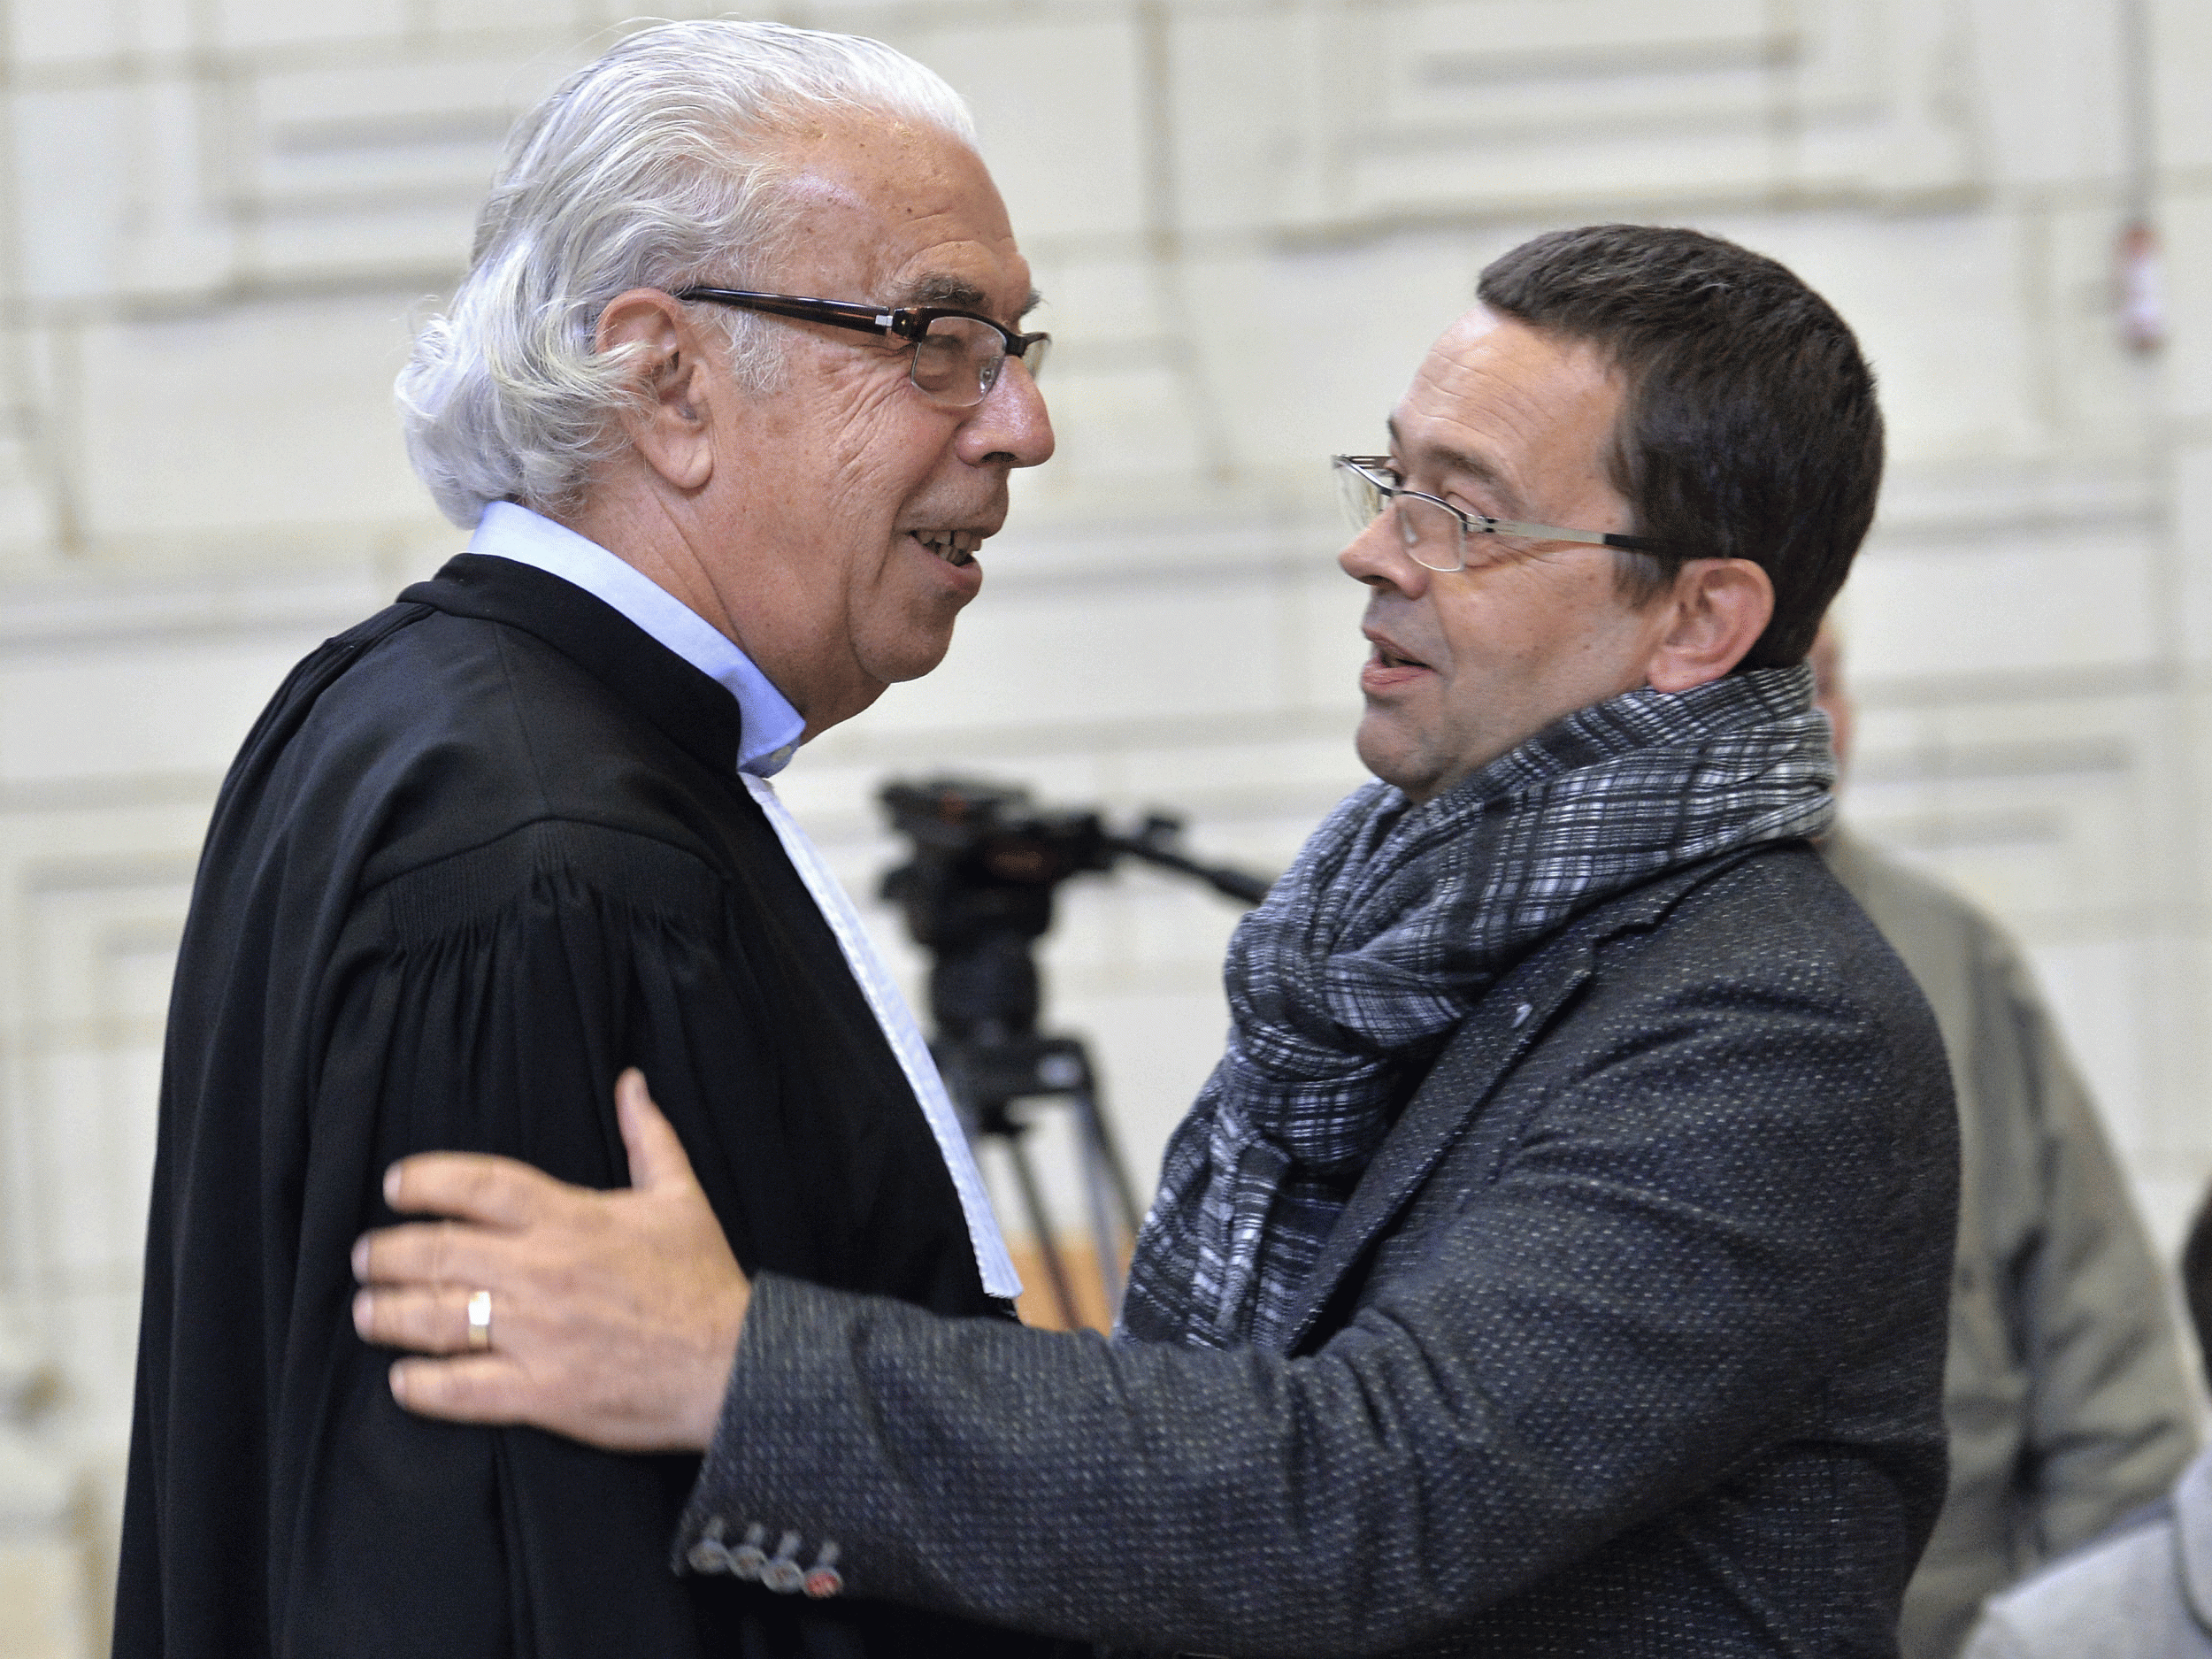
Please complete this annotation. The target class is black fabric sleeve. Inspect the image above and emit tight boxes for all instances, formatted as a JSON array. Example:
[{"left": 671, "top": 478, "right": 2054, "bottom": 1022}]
[{"left": 268, "top": 820, "right": 772, "bottom": 1659}]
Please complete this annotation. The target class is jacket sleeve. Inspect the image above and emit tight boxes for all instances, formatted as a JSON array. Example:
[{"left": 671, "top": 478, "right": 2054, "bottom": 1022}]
[
  {"left": 1989, "top": 929, "right": 2199, "bottom": 1555},
  {"left": 676, "top": 940, "right": 1952, "bottom": 1657}
]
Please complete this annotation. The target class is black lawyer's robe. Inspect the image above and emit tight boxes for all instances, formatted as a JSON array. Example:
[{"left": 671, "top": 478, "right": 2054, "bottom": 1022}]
[{"left": 115, "top": 554, "right": 1041, "bottom": 1659}]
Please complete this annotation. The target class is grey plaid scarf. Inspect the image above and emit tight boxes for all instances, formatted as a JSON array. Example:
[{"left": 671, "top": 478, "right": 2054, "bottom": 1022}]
[{"left": 1118, "top": 662, "right": 1835, "bottom": 1353}]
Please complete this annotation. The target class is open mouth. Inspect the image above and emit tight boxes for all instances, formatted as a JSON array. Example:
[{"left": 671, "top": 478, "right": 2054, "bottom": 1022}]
[{"left": 910, "top": 528, "right": 984, "bottom": 569}]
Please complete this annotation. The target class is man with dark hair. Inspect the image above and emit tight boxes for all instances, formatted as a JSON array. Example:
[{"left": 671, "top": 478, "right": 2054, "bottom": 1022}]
[
  {"left": 354, "top": 225, "right": 1959, "bottom": 1655},
  {"left": 1960, "top": 1185, "right": 2212, "bottom": 1656},
  {"left": 1476, "top": 225, "right": 1884, "bottom": 666}
]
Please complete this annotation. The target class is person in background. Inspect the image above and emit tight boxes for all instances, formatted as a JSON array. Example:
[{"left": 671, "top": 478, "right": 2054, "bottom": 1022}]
[
  {"left": 1960, "top": 1177, "right": 2212, "bottom": 1656},
  {"left": 1813, "top": 622, "right": 2198, "bottom": 1658}
]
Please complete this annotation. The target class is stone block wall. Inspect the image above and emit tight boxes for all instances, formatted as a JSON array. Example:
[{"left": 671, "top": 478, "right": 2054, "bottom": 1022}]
[{"left": 0, "top": 2, "right": 2207, "bottom": 1646}]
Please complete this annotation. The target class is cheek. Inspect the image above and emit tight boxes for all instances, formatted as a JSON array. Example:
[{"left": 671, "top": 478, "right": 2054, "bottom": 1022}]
[
  {"left": 821, "top": 439, "right": 897, "bottom": 515},
  {"left": 808, "top": 365, "right": 919, "bottom": 501},
  {"left": 1540, "top": 586, "right": 1659, "bottom": 702},
  {"left": 1428, "top": 565, "right": 1632, "bottom": 718}
]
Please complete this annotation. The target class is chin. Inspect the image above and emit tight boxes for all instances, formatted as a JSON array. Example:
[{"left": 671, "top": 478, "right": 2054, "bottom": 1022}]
[
  {"left": 1353, "top": 719, "right": 1409, "bottom": 789},
  {"left": 1356, "top": 719, "right": 1450, "bottom": 802},
  {"left": 869, "top": 626, "right": 960, "bottom": 687}
]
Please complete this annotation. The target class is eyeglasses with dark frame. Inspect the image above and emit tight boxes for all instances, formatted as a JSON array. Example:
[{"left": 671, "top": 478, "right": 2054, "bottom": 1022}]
[
  {"left": 1333, "top": 455, "right": 1681, "bottom": 574},
  {"left": 673, "top": 287, "right": 1049, "bottom": 409}
]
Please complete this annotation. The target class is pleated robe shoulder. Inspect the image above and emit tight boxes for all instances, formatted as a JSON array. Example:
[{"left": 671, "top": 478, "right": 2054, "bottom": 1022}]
[{"left": 113, "top": 553, "right": 1036, "bottom": 1659}]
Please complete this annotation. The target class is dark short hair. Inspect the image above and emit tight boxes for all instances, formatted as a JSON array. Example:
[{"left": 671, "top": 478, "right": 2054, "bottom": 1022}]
[
  {"left": 2183, "top": 1182, "right": 2212, "bottom": 1369},
  {"left": 1476, "top": 225, "right": 1883, "bottom": 669}
]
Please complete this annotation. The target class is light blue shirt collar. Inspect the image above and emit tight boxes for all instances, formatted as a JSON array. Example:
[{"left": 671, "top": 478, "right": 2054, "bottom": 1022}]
[{"left": 466, "top": 501, "right": 804, "bottom": 777}]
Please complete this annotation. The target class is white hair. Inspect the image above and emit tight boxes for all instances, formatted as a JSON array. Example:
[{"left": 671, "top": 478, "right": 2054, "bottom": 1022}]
[{"left": 396, "top": 20, "right": 978, "bottom": 527}]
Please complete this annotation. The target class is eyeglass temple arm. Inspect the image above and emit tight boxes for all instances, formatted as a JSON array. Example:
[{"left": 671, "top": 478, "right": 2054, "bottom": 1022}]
[
  {"left": 675, "top": 288, "right": 910, "bottom": 340},
  {"left": 1484, "top": 520, "right": 1676, "bottom": 556},
  {"left": 1337, "top": 457, "right": 1676, "bottom": 557},
  {"left": 679, "top": 288, "right": 1050, "bottom": 362}
]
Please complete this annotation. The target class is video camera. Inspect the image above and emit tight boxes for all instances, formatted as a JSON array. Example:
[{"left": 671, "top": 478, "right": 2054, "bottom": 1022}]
[
  {"left": 878, "top": 776, "right": 1272, "bottom": 1326},
  {"left": 879, "top": 777, "right": 1271, "bottom": 1041}
]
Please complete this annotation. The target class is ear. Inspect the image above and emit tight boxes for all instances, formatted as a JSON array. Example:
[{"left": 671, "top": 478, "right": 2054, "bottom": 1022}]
[
  {"left": 594, "top": 288, "right": 717, "bottom": 493},
  {"left": 1643, "top": 558, "right": 1775, "bottom": 692}
]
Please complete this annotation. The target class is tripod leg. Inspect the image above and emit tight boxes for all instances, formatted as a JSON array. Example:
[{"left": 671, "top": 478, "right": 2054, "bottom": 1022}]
[
  {"left": 1074, "top": 1079, "right": 1145, "bottom": 1238},
  {"left": 1002, "top": 1131, "right": 1083, "bottom": 1330},
  {"left": 1069, "top": 1088, "right": 1129, "bottom": 1319}
]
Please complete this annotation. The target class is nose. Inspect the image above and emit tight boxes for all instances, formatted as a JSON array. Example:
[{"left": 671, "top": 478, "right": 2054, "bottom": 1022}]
[
  {"left": 957, "top": 356, "right": 1055, "bottom": 469},
  {"left": 1337, "top": 511, "right": 1432, "bottom": 597}
]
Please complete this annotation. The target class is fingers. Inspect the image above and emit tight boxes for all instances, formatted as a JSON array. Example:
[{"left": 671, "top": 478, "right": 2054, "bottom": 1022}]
[
  {"left": 383, "top": 1150, "right": 569, "bottom": 1229},
  {"left": 354, "top": 1217, "right": 515, "bottom": 1292},
  {"left": 613, "top": 1068, "right": 699, "bottom": 1193},
  {"left": 354, "top": 1282, "right": 481, "bottom": 1355},
  {"left": 388, "top": 1354, "right": 528, "bottom": 1423}
]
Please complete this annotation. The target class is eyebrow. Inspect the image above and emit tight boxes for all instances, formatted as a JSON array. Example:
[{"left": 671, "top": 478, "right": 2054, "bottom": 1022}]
[
  {"left": 893, "top": 274, "right": 1045, "bottom": 325},
  {"left": 1386, "top": 416, "right": 1529, "bottom": 520}
]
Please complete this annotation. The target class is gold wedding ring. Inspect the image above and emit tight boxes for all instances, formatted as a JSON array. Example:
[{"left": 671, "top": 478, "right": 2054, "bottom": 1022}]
[{"left": 465, "top": 1289, "right": 493, "bottom": 1352}]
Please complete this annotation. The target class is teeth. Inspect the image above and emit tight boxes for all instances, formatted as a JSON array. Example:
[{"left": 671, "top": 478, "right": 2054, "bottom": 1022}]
[{"left": 913, "top": 529, "right": 982, "bottom": 568}]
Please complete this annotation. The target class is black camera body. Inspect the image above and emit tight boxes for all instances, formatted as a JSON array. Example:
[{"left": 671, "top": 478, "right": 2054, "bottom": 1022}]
[
  {"left": 879, "top": 779, "right": 1113, "bottom": 1042},
  {"left": 880, "top": 776, "right": 1271, "bottom": 1043}
]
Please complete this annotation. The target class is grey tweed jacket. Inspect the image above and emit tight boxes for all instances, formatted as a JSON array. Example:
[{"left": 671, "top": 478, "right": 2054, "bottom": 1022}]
[{"left": 680, "top": 841, "right": 1960, "bottom": 1656}]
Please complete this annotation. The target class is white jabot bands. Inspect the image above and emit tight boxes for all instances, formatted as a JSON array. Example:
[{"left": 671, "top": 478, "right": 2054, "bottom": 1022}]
[{"left": 743, "top": 774, "right": 1022, "bottom": 1301}]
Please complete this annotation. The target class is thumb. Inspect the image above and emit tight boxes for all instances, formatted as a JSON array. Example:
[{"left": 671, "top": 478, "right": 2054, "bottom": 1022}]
[{"left": 614, "top": 1068, "right": 699, "bottom": 1192}]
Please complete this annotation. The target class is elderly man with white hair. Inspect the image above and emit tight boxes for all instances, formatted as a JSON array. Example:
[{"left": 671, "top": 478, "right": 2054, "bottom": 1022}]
[{"left": 113, "top": 22, "right": 1052, "bottom": 1659}]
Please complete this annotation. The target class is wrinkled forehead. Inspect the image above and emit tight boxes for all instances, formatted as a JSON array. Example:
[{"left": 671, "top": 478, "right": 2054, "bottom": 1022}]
[{"left": 764, "top": 118, "right": 1033, "bottom": 317}]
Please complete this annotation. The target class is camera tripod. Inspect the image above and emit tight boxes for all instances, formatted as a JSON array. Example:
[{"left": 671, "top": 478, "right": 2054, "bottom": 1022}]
[
  {"left": 935, "top": 1028, "right": 1137, "bottom": 1325},
  {"left": 880, "top": 779, "right": 1270, "bottom": 1328}
]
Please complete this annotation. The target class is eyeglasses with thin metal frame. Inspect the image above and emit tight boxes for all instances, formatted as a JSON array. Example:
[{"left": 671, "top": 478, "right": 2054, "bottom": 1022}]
[
  {"left": 1333, "top": 455, "right": 1680, "bottom": 573},
  {"left": 673, "top": 287, "right": 1049, "bottom": 409}
]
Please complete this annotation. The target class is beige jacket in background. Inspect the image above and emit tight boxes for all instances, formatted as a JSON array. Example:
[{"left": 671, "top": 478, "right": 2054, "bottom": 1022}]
[{"left": 1823, "top": 830, "right": 2199, "bottom": 1659}]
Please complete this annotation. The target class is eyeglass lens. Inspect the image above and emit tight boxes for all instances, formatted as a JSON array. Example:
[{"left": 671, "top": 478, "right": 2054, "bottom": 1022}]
[
  {"left": 911, "top": 316, "right": 1048, "bottom": 407},
  {"left": 1334, "top": 465, "right": 1465, "bottom": 573}
]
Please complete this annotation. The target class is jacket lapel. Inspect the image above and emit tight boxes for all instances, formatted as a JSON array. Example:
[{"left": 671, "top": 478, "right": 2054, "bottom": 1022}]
[
  {"left": 1279, "top": 939, "right": 1593, "bottom": 1354},
  {"left": 1279, "top": 854, "right": 1752, "bottom": 1355}
]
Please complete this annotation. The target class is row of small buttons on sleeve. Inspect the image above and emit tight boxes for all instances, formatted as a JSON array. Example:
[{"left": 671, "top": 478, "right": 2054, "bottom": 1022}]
[{"left": 687, "top": 1519, "right": 844, "bottom": 1599}]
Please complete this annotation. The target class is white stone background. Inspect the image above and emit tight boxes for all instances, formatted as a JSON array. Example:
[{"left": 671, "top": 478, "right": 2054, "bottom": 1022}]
[{"left": 0, "top": 0, "right": 2207, "bottom": 1650}]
